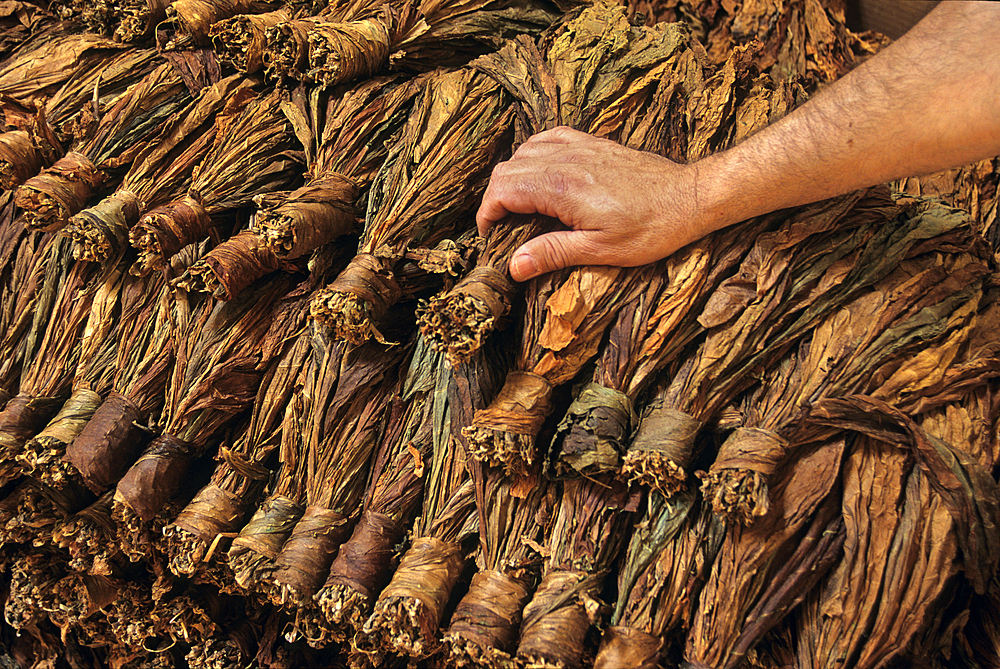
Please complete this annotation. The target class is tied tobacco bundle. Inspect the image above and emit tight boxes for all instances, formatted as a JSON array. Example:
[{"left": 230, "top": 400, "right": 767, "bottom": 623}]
[
  {"left": 361, "top": 335, "right": 509, "bottom": 662},
  {"left": 66, "top": 74, "right": 256, "bottom": 265},
  {"left": 14, "top": 62, "right": 192, "bottom": 232},
  {"left": 16, "top": 268, "right": 145, "bottom": 485},
  {"left": 0, "top": 220, "right": 59, "bottom": 408},
  {"left": 111, "top": 271, "right": 302, "bottom": 547},
  {"left": 161, "top": 242, "right": 348, "bottom": 583},
  {"left": 309, "top": 67, "right": 514, "bottom": 345},
  {"left": 251, "top": 73, "right": 425, "bottom": 263},
  {"left": 62, "top": 243, "right": 208, "bottom": 500},
  {"left": 700, "top": 202, "right": 992, "bottom": 524},
  {"left": 546, "top": 47, "right": 802, "bottom": 478},
  {"left": 314, "top": 335, "right": 443, "bottom": 641},
  {"left": 683, "top": 430, "right": 849, "bottom": 669},
  {"left": 266, "top": 326, "right": 414, "bottom": 624},
  {"left": 0, "top": 237, "right": 100, "bottom": 487},
  {"left": 441, "top": 460, "right": 552, "bottom": 668},
  {"left": 463, "top": 260, "right": 657, "bottom": 477},
  {"left": 593, "top": 490, "right": 723, "bottom": 669},
  {"left": 162, "top": 332, "right": 311, "bottom": 585},
  {"left": 52, "top": 490, "right": 122, "bottom": 574},
  {"left": 765, "top": 397, "right": 1000, "bottom": 669},
  {"left": 260, "top": 3, "right": 363, "bottom": 82},
  {"left": 0, "top": 44, "right": 161, "bottom": 190},
  {"left": 515, "top": 477, "right": 639, "bottom": 669},
  {"left": 158, "top": 0, "right": 284, "bottom": 48},
  {"left": 421, "top": 1, "right": 746, "bottom": 365},
  {"left": 620, "top": 188, "right": 922, "bottom": 495},
  {"left": 171, "top": 224, "right": 287, "bottom": 301},
  {"left": 128, "top": 88, "right": 305, "bottom": 276},
  {"left": 210, "top": 8, "right": 293, "bottom": 74}
]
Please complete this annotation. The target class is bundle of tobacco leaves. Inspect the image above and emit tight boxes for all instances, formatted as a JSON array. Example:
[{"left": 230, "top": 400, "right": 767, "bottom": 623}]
[
  {"left": 0, "top": 237, "right": 99, "bottom": 487},
  {"left": 456, "top": 12, "right": 798, "bottom": 480},
  {"left": 161, "top": 310, "right": 319, "bottom": 586},
  {"left": 210, "top": 7, "right": 293, "bottom": 73},
  {"left": 313, "top": 335, "right": 442, "bottom": 642},
  {"left": 265, "top": 322, "right": 413, "bottom": 624},
  {"left": 440, "top": 460, "right": 551, "bottom": 668},
  {"left": 361, "top": 335, "right": 508, "bottom": 663},
  {"left": 65, "top": 74, "right": 256, "bottom": 265},
  {"left": 514, "top": 476, "right": 638, "bottom": 669},
  {"left": 128, "top": 88, "right": 305, "bottom": 276},
  {"left": 0, "top": 220, "right": 58, "bottom": 409},
  {"left": 620, "top": 188, "right": 912, "bottom": 496},
  {"left": 755, "top": 396, "right": 1000, "bottom": 669},
  {"left": 0, "top": 44, "right": 160, "bottom": 190},
  {"left": 251, "top": 74, "right": 424, "bottom": 264},
  {"left": 226, "top": 386, "right": 310, "bottom": 597},
  {"left": 259, "top": 4, "right": 362, "bottom": 82},
  {"left": 111, "top": 271, "right": 303, "bottom": 554},
  {"left": 700, "top": 203, "right": 992, "bottom": 525},
  {"left": 16, "top": 266, "right": 137, "bottom": 486},
  {"left": 419, "top": 0, "right": 714, "bottom": 364},
  {"left": 309, "top": 66, "right": 515, "bottom": 345},
  {"left": 14, "top": 62, "right": 192, "bottom": 232},
  {"left": 158, "top": 0, "right": 285, "bottom": 49},
  {"left": 684, "top": 429, "right": 849, "bottom": 669},
  {"left": 593, "top": 489, "right": 722, "bottom": 669},
  {"left": 51, "top": 491, "right": 121, "bottom": 574}
]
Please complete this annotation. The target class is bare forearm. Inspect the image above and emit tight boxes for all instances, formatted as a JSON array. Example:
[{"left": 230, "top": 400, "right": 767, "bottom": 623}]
[{"left": 695, "top": 1, "right": 1000, "bottom": 233}]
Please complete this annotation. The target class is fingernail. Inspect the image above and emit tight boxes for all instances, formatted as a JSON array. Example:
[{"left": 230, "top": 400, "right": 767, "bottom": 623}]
[{"left": 511, "top": 252, "right": 538, "bottom": 281}]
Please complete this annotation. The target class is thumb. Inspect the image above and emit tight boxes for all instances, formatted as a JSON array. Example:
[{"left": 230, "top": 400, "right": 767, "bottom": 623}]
[{"left": 509, "top": 230, "right": 598, "bottom": 282}]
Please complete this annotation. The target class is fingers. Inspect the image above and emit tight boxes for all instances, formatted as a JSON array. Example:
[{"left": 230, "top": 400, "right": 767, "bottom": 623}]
[{"left": 509, "top": 229, "right": 602, "bottom": 282}]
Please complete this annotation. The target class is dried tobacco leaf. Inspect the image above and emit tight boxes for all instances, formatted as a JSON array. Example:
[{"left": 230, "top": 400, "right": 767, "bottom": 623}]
[
  {"left": 785, "top": 396, "right": 1000, "bottom": 669},
  {"left": 128, "top": 88, "right": 304, "bottom": 275},
  {"left": 15, "top": 62, "right": 192, "bottom": 231},
  {"left": 309, "top": 67, "right": 514, "bottom": 345},
  {"left": 684, "top": 434, "right": 848, "bottom": 669},
  {"left": 63, "top": 245, "right": 211, "bottom": 495},
  {"left": 65, "top": 74, "right": 256, "bottom": 265},
  {"left": 620, "top": 189, "right": 929, "bottom": 495},
  {"left": 420, "top": 6, "right": 709, "bottom": 364},
  {"left": 361, "top": 335, "right": 509, "bottom": 662}
]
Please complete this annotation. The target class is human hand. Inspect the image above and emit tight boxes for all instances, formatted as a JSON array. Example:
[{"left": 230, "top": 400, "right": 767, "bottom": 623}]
[{"left": 476, "top": 126, "right": 715, "bottom": 282}]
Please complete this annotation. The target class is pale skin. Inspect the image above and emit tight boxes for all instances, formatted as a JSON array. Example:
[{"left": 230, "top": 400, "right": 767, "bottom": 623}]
[{"left": 477, "top": 1, "right": 1000, "bottom": 282}]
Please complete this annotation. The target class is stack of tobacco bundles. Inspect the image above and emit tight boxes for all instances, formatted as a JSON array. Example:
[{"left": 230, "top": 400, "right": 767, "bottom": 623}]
[{"left": 0, "top": 0, "right": 997, "bottom": 667}]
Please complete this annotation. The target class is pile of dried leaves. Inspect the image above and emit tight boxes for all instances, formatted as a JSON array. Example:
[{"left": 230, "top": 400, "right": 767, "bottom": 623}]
[{"left": 0, "top": 0, "right": 997, "bottom": 667}]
